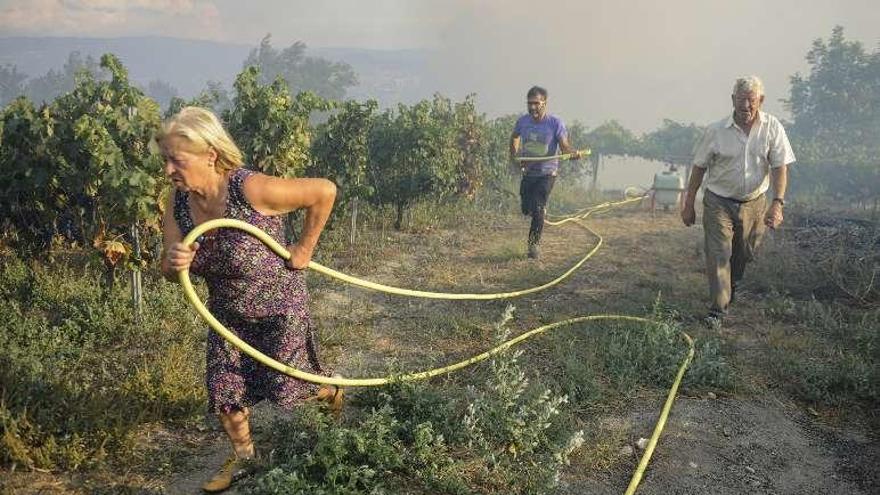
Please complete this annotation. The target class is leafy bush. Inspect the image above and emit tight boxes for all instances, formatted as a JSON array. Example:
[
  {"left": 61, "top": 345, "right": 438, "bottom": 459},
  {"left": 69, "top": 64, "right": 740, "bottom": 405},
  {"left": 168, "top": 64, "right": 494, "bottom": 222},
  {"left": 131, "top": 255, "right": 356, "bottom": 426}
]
[
  {"left": 367, "top": 98, "right": 460, "bottom": 230},
  {"left": 244, "top": 307, "right": 583, "bottom": 495},
  {"left": 767, "top": 298, "right": 880, "bottom": 405},
  {"left": 0, "top": 254, "right": 205, "bottom": 470},
  {"left": 598, "top": 330, "right": 730, "bottom": 394}
]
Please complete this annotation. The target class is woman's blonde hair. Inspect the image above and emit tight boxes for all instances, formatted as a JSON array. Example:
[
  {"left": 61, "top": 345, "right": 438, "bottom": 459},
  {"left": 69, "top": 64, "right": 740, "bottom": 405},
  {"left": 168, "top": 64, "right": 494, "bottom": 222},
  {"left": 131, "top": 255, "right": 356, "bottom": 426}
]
[{"left": 156, "top": 106, "right": 244, "bottom": 172}]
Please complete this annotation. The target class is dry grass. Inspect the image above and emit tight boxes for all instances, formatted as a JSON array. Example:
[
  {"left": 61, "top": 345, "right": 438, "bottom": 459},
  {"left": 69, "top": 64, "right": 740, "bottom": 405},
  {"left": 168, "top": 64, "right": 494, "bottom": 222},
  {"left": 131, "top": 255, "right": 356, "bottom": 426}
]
[
  {"left": 4, "top": 196, "right": 877, "bottom": 493},
  {"left": 305, "top": 200, "right": 734, "bottom": 481}
]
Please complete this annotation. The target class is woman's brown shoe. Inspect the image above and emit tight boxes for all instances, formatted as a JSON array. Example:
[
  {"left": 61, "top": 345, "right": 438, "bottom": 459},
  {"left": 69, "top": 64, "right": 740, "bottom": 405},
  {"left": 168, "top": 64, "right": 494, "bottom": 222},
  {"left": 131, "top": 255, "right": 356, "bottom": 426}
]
[
  {"left": 328, "top": 383, "right": 344, "bottom": 415},
  {"left": 306, "top": 376, "right": 345, "bottom": 416},
  {"left": 202, "top": 455, "right": 251, "bottom": 493}
]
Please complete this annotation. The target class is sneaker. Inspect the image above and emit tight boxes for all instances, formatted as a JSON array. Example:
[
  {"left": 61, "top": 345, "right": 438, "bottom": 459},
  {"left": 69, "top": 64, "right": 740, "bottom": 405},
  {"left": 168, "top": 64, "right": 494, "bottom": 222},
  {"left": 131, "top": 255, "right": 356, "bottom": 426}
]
[
  {"left": 702, "top": 313, "right": 723, "bottom": 330},
  {"left": 202, "top": 455, "right": 253, "bottom": 493},
  {"left": 527, "top": 243, "right": 540, "bottom": 259}
]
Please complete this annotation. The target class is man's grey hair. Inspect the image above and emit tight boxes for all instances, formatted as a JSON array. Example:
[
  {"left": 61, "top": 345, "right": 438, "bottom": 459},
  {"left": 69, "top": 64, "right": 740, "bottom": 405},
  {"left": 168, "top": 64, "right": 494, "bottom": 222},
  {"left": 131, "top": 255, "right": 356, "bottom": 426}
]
[{"left": 732, "top": 76, "right": 764, "bottom": 96}]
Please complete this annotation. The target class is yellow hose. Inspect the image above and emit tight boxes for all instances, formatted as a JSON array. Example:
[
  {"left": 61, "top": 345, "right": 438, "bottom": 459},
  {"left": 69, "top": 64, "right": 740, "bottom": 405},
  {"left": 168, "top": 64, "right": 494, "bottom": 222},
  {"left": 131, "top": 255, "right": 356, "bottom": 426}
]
[
  {"left": 515, "top": 148, "right": 592, "bottom": 163},
  {"left": 182, "top": 217, "right": 600, "bottom": 300},
  {"left": 176, "top": 192, "right": 691, "bottom": 494},
  {"left": 178, "top": 275, "right": 691, "bottom": 390},
  {"left": 625, "top": 330, "right": 694, "bottom": 495},
  {"left": 177, "top": 193, "right": 657, "bottom": 386},
  {"left": 179, "top": 194, "right": 643, "bottom": 301},
  {"left": 545, "top": 195, "right": 645, "bottom": 226}
]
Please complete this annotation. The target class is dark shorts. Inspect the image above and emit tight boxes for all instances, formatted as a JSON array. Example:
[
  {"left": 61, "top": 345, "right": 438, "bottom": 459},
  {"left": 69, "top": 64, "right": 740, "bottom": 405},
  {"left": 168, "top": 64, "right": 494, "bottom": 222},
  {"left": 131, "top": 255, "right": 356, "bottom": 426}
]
[{"left": 520, "top": 175, "right": 556, "bottom": 216}]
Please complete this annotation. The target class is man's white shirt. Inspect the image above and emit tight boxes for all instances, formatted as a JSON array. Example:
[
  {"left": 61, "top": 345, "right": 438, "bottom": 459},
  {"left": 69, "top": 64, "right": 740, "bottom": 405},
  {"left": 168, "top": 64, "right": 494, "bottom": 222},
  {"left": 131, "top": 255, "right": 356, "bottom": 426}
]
[{"left": 693, "top": 111, "right": 796, "bottom": 201}]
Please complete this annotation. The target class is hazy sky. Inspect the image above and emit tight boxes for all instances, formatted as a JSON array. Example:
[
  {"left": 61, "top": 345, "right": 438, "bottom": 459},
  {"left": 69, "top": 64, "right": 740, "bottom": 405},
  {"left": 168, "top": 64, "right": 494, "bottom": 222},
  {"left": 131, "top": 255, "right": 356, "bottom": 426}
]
[{"left": 1, "top": 0, "right": 878, "bottom": 131}]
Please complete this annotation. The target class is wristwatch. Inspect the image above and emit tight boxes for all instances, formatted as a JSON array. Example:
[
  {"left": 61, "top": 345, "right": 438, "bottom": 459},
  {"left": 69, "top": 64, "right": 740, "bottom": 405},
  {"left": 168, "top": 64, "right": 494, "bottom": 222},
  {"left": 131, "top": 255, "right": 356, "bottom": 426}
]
[{"left": 772, "top": 197, "right": 785, "bottom": 206}]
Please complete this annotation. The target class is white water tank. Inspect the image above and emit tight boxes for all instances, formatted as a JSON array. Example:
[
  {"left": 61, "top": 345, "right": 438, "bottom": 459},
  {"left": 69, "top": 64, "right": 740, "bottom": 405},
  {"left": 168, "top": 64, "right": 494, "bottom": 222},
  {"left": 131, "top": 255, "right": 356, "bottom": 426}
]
[{"left": 653, "top": 170, "right": 685, "bottom": 208}]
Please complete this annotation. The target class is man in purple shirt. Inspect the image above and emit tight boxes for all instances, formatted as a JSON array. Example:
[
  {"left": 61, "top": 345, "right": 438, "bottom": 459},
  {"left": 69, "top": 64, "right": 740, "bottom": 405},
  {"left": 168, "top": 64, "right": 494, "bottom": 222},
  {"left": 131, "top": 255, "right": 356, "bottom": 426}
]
[{"left": 509, "top": 86, "right": 582, "bottom": 259}]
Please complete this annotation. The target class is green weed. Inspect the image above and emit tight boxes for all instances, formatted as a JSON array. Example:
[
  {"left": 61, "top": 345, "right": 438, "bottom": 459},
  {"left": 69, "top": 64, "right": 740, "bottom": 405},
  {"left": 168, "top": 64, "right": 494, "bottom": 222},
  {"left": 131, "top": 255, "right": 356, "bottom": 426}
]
[
  {"left": 0, "top": 254, "right": 205, "bottom": 471},
  {"left": 766, "top": 299, "right": 879, "bottom": 406},
  {"left": 243, "top": 307, "right": 583, "bottom": 495}
]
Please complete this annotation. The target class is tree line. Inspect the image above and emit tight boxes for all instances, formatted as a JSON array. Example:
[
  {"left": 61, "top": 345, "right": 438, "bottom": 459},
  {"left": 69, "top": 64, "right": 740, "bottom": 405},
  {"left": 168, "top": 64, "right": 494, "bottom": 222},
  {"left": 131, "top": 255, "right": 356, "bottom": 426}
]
[{"left": 0, "top": 26, "right": 875, "bottom": 261}]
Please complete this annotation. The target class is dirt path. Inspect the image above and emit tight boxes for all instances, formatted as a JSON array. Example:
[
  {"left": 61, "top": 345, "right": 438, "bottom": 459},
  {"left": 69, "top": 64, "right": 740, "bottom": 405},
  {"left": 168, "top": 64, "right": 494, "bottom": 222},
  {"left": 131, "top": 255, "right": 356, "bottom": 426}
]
[
  {"left": 157, "top": 208, "right": 878, "bottom": 494},
  {"left": 565, "top": 395, "right": 877, "bottom": 494},
  {"left": 560, "top": 213, "right": 878, "bottom": 495}
]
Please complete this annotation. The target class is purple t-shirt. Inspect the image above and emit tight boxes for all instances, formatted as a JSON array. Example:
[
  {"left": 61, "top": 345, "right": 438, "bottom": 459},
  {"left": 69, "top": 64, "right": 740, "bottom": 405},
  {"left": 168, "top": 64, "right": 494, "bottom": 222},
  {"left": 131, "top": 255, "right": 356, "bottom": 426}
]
[{"left": 514, "top": 113, "right": 568, "bottom": 176}]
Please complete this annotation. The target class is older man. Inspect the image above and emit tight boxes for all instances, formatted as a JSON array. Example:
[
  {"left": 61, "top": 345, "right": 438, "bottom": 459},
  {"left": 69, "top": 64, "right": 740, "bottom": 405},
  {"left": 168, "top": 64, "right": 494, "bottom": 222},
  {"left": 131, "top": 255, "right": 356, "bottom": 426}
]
[
  {"left": 509, "top": 86, "right": 582, "bottom": 259},
  {"left": 681, "top": 76, "right": 796, "bottom": 328}
]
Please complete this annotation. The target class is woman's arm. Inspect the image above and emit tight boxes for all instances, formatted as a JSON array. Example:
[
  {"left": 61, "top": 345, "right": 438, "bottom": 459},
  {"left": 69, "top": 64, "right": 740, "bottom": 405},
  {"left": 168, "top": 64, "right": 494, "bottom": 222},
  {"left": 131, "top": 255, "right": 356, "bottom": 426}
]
[
  {"left": 244, "top": 174, "right": 337, "bottom": 269},
  {"left": 160, "top": 190, "right": 199, "bottom": 282}
]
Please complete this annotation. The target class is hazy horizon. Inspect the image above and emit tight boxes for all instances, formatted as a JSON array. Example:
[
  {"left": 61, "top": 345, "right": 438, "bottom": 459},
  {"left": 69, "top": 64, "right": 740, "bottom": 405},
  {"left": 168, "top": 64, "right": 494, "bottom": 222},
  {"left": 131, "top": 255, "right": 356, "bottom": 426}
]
[{"left": 1, "top": 1, "right": 879, "bottom": 131}]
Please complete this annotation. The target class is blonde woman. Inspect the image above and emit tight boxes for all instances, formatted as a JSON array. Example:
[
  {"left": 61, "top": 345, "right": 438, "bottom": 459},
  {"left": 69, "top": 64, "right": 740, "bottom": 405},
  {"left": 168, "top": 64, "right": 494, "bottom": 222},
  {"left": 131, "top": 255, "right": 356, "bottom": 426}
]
[{"left": 158, "top": 107, "right": 340, "bottom": 492}]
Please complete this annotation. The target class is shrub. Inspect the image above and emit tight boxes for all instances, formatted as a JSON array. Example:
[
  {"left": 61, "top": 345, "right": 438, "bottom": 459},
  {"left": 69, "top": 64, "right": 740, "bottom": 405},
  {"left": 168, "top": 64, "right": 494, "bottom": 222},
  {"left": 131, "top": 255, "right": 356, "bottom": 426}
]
[
  {"left": 244, "top": 307, "right": 583, "bottom": 495},
  {"left": 0, "top": 254, "right": 205, "bottom": 470}
]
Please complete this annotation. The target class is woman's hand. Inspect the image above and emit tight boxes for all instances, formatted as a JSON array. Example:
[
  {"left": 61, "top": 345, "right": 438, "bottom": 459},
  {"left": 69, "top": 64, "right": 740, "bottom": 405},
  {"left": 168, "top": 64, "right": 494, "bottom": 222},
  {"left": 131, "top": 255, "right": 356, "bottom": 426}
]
[
  {"left": 167, "top": 241, "right": 200, "bottom": 272},
  {"left": 286, "top": 243, "right": 313, "bottom": 270}
]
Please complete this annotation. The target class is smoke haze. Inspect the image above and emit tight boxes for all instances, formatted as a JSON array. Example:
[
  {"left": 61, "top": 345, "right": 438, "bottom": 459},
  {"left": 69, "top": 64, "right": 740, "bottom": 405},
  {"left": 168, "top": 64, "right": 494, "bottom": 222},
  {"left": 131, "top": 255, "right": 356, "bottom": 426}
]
[{"left": 1, "top": 0, "right": 878, "bottom": 130}]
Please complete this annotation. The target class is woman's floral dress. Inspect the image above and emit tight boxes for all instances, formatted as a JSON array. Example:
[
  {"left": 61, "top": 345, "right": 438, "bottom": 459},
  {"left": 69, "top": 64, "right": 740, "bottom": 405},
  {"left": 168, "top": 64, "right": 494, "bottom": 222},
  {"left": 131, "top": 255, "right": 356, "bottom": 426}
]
[{"left": 174, "top": 167, "right": 327, "bottom": 414}]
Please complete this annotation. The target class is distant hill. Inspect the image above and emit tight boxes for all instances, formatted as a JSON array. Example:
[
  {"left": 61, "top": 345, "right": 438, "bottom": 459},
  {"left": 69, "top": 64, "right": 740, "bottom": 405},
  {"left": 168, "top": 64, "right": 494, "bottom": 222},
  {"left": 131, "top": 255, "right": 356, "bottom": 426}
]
[
  {"left": 0, "top": 36, "right": 430, "bottom": 105},
  {"left": 310, "top": 46, "right": 429, "bottom": 105},
  {"left": 0, "top": 36, "right": 251, "bottom": 97}
]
